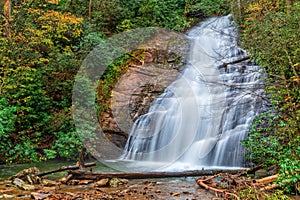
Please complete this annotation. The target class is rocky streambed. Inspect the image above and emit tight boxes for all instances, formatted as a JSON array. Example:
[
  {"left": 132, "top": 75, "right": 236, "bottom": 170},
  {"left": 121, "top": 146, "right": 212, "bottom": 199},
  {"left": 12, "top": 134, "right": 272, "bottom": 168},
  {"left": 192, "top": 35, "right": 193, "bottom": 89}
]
[
  {"left": 1, "top": 162, "right": 300, "bottom": 200},
  {"left": 0, "top": 174, "right": 215, "bottom": 200}
]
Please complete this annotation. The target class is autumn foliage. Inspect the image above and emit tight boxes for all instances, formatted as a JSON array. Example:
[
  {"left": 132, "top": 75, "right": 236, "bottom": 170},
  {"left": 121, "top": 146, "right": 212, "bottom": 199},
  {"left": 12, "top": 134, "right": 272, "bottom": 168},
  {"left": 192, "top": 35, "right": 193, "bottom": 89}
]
[{"left": 0, "top": 2, "right": 84, "bottom": 163}]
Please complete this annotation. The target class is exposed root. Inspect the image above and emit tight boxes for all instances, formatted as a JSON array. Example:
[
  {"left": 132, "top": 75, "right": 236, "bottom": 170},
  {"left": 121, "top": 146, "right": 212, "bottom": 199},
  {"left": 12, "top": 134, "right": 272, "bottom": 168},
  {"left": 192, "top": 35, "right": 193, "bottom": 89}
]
[
  {"left": 196, "top": 170, "right": 282, "bottom": 199},
  {"left": 196, "top": 176, "right": 239, "bottom": 199}
]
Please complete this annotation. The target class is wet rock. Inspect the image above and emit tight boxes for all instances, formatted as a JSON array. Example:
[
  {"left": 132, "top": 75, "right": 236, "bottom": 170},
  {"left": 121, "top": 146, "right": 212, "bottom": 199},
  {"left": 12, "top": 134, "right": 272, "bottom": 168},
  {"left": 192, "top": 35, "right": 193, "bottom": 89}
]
[
  {"left": 31, "top": 192, "right": 51, "bottom": 200},
  {"left": 109, "top": 178, "right": 128, "bottom": 187},
  {"left": 94, "top": 178, "right": 110, "bottom": 187},
  {"left": 36, "top": 186, "right": 56, "bottom": 193},
  {"left": 9, "top": 167, "right": 41, "bottom": 184},
  {"left": 12, "top": 178, "right": 35, "bottom": 190},
  {"left": 144, "top": 52, "right": 153, "bottom": 63},
  {"left": 0, "top": 194, "right": 16, "bottom": 198},
  {"left": 100, "top": 31, "right": 190, "bottom": 147},
  {"left": 41, "top": 179, "right": 60, "bottom": 186},
  {"left": 255, "top": 169, "right": 268, "bottom": 178}
]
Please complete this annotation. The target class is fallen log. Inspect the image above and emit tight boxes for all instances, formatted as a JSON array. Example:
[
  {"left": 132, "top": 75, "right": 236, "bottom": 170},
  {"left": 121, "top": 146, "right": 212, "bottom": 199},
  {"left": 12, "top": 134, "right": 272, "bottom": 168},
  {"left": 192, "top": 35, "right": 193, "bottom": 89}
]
[
  {"left": 245, "top": 164, "right": 263, "bottom": 175},
  {"left": 68, "top": 169, "right": 243, "bottom": 180},
  {"left": 260, "top": 183, "right": 280, "bottom": 191},
  {"left": 253, "top": 174, "right": 278, "bottom": 186},
  {"left": 37, "top": 162, "right": 96, "bottom": 177},
  {"left": 220, "top": 56, "right": 251, "bottom": 68}
]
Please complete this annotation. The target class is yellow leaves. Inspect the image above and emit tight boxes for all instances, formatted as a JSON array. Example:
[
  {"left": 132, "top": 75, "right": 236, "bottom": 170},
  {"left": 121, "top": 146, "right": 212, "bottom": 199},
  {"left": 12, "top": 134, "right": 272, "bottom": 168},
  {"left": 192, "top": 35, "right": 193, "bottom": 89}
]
[
  {"left": 246, "top": 2, "right": 263, "bottom": 13},
  {"left": 28, "top": 58, "right": 50, "bottom": 67},
  {"left": 41, "top": 25, "right": 54, "bottom": 33},
  {"left": 291, "top": 76, "right": 300, "bottom": 83},
  {"left": 284, "top": 96, "right": 291, "bottom": 102},
  {"left": 245, "top": 0, "right": 279, "bottom": 21},
  {"left": 245, "top": 0, "right": 278, "bottom": 13},
  {"left": 62, "top": 46, "right": 72, "bottom": 53},
  {"left": 46, "top": 0, "right": 59, "bottom": 5},
  {"left": 24, "top": 8, "right": 83, "bottom": 40},
  {"left": 41, "top": 38, "right": 54, "bottom": 47},
  {"left": 39, "top": 58, "right": 50, "bottom": 64},
  {"left": 23, "top": 96, "right": 31, "bottom": 103}
]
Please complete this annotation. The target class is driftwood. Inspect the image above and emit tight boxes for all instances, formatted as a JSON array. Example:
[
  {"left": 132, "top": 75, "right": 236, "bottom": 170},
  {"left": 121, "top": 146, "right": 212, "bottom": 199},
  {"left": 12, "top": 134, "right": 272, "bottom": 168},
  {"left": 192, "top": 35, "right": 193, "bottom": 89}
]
[
  {"left": 245, "top": 164, "right": 263, "bottom": 175},
  {"left": 221, "top": 56, "right": 251, "bottom": 68},
  {"left": 68, "top": 169, "right": 243, "bottom": 180},
  {"left": 37, "top": 162, "right": 96, "bottom": 177},
  {"left": 253, "top": 174, "right": 278, "bottom": 186},
  {"left": 196, "top": 169, "right": 283, "bottom": 198},
  {"left": 260, "top": 183, "right": 280, "bottom": 191},
  {"left": 196, "top": 175, "right": 239, "bottom": 199}
]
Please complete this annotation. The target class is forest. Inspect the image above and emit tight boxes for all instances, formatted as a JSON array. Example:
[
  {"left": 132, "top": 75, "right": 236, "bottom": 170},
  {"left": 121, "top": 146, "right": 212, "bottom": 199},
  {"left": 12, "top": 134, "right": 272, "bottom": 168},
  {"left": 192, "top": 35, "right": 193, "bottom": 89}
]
[{"left": 0, "top": 0, "right": 299, "bottom": 196}]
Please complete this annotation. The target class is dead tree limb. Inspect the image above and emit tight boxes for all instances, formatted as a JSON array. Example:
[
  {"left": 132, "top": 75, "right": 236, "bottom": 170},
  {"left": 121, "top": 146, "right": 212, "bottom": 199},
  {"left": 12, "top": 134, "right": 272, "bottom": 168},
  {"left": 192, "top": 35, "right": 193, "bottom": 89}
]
[
  {"left": 37, "top": 162, "right": 96, "bottom": 177},
  {"left": 221, "top": 56, "right": 251, "bottom": 68},
  {"left": 245, "top": 164, "right": 263, "bottom": 174},
  {"left": 253, "top": 174, "right": 278, "bottom": 186},
  {"left": 196, "top": 175, "right": 239, "bottom": 200},
  {"left": 260, "top": 184, "right": 280, "bottom": 191}
]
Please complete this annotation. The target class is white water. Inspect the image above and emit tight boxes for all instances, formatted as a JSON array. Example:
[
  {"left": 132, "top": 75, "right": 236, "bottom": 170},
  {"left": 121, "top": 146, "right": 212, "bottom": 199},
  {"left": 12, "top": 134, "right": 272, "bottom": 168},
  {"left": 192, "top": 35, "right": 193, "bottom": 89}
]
[{"left": 121, "top": 15, "right": 264, "bottom": 171}]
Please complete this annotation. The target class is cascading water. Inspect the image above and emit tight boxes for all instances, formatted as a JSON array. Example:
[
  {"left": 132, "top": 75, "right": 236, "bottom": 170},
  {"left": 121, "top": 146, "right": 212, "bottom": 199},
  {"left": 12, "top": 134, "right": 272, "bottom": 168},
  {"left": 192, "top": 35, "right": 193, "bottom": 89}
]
[{"left": 121, "top": 15, "right": 264, "bottom": 170}]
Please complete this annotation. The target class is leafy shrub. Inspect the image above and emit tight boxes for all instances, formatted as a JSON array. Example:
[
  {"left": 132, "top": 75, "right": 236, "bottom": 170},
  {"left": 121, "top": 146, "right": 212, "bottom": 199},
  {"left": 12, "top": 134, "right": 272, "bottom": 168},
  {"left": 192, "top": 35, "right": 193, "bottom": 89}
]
[{"left": 239, "top": 0, "right": 300, "bottom": 193}]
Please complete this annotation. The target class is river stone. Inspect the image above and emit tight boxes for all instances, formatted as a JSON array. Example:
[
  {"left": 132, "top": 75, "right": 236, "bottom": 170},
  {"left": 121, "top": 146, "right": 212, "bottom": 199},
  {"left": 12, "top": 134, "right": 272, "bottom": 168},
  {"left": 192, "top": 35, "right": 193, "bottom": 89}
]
[
  {"left": 42, "top": 179, "right": 60, "bottom": 186},
  {"left": 94, "top": 178, "right": 109, "bottom": 187},
  {"left": 9, "top": 167, "right": 41, "bottom": 184},
  {"left": 31, "top": 192, "right": 51, "bottom": 200},
  {"left": 109, "top": 178, "right": 128, "bottom": 187},
  {"left": 12, "top": 178, "right": 35, "bottom": 190},
  {"left": 0, "top": 194, "right": 16, "bottom": 198},
  {"left": 255, "top": 169, "right": 268, "bottom": 178}
]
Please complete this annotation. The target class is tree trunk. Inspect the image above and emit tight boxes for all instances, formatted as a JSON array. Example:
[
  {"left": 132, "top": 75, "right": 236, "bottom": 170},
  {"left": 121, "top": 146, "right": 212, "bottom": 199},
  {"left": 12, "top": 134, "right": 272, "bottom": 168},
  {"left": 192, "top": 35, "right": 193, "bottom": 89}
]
[
  {"left": 237, "top": 0, "right": 241, "bottom": 21},
  {"left": 4, "top": 0, "right": 11, "bottom": 19},
  {"left": 88, "top": 0, "right": 92, "bottom": 21},
  {"left": 3, "top": 0, "right": 11, "bottom": 36},
  {"left": 68, "top": 169, "right": 243, "bottom": 180},
  {"left": 286, "top": 0, "right": 291, "bottom": 14},
  {"left": 70, "top": 0, "right": 74, "bottom": 12}
]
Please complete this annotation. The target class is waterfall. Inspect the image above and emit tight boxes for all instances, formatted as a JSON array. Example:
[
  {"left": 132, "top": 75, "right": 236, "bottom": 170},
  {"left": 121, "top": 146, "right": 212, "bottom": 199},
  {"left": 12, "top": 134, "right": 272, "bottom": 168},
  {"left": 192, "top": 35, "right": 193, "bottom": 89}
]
[{"left": 121, "top": 15, "right": 264, "bottom": 171}]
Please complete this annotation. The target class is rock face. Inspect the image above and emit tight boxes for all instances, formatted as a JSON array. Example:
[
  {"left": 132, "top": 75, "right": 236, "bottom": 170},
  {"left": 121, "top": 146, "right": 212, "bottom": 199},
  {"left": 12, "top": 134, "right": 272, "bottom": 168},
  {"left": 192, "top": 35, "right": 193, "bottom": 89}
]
[{"left": 100, "top": 31, "right": 190, "bottom": 148}]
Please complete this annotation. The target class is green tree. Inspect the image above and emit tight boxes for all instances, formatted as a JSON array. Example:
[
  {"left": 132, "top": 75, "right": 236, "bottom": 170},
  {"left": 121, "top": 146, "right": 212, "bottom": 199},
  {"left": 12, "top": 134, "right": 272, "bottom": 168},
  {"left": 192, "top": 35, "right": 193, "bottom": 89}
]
[
  {"left": 235, "top": 0, "right": 300, "bottom": 193},
  {"left": 0, "top": 2, "right": 84, "bottom": 163}
]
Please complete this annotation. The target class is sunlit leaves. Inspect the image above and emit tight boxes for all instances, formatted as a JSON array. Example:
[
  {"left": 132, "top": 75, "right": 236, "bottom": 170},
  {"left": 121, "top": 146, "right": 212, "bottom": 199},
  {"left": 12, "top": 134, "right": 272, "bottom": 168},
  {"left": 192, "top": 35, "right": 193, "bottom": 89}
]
[{"left": 240, "top": 0, "right": 300, "bottom": 193}]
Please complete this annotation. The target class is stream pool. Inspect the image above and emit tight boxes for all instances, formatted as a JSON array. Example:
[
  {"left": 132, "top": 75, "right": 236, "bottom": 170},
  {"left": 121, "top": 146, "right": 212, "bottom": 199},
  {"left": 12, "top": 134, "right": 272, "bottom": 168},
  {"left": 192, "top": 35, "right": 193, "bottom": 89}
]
[{"left": 0, "top": 159, "right": 114, "bottom": 180}]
